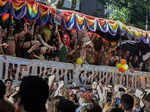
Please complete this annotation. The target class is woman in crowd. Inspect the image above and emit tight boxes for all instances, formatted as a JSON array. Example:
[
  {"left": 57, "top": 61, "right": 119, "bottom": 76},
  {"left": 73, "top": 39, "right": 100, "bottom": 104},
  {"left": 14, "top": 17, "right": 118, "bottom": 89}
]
[
  {"left": 54, "top": 25, "right": 70, "bottom": 62},
  {"left": 5, "top": 79, "right": 14, "bottom": 99},
  {"left": 17, "top": 22, "right": 40, "bottom": 58},
  {"left": 0, "top": 80, "right": 15, "bottom": 112}
]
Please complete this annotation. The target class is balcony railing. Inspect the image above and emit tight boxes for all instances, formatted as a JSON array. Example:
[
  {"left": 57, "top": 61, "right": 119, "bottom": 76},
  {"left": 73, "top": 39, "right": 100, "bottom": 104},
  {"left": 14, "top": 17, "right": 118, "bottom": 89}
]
[{"left": 0, "top": 55, "right": 149, "bottom": 89}]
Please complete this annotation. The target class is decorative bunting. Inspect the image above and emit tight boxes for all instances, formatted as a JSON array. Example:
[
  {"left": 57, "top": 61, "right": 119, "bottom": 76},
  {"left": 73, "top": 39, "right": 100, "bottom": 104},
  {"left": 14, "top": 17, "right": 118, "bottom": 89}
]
[
  {"left": 0, "top": 0, "right": 8, "bottom": 7},
  {"left": 39, "top": 4, "right": 50, "bottom": 25},
  {"left": 74, "top": 15, "right": 85, "bottom": 31},
  {"left": 0, "top": 2, "right": 9, "bottom": 16},
  {"left": 12, "top": 0, "right": 25, "bottom": 10},
  {"left": 63, "top": 14, "right": 75, "bottom": 30},
  {"left": 10, "top": 4, "right": 27, "bottom": 20},
  {"left": 0, "top": 0, "right": 150, "bottom": 45}
]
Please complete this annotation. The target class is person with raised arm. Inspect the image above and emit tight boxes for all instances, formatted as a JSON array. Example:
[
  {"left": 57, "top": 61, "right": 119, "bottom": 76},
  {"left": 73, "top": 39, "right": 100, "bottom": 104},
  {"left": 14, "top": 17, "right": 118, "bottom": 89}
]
[
  {"left": 0, "top": 25, "right": 8, "bottom": 57},
  {"left": 78, "top": 28, "right": 94, "bottom": 64},
  {"left": 55, "top": 25, "right": 70, "bottom": 62},
  {"left": 16, "top": 22, "right": 41, "bottom": 58}
]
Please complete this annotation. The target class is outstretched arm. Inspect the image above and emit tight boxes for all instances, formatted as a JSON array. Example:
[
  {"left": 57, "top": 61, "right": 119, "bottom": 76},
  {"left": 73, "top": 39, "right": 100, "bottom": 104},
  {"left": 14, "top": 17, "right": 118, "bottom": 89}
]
[
  {"left": 32, "top": 54, "right": 44, "bottom": 60},
  {"left": 27, "top": 43, "right": 40, "bottom": 53},
  {"left": 15, "top": 31, "right": 27, "bottom": 39},
  {"left": 37, "top": 34, "right": 56, "bottom": 50},
  {"left": 55, "top": 25, "right": 64, "bottom": 48},
  {"left": 15, "top": 22, "right": 36, "bottom": 39},
  {"left": 48, "top": 75, "right": 56, "bottom": 90},
  {"left": 68, "top": 45, "right": 79, "bottom": 55}
]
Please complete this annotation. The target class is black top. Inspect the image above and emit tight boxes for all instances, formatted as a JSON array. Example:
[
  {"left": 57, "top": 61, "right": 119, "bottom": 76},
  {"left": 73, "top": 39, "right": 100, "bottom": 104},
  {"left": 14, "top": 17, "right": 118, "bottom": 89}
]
[{"left": 131, "top": 60, "right": 140, "bottom": 68}]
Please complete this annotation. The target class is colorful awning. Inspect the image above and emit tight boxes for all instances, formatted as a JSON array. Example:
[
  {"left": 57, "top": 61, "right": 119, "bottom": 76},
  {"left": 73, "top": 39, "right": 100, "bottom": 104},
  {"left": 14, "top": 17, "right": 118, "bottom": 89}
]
[{"left": 0, "top": 0, "right": 150, "bottom": 45}]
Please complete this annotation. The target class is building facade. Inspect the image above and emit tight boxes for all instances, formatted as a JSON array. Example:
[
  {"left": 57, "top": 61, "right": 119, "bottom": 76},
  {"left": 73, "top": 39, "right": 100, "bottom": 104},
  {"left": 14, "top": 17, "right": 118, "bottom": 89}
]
[
  {"left": 37, "top": 0, "right": 106, "bottom": 18},
  {"left": 80, "top": 0, "right": 105, "bottom": 18}
]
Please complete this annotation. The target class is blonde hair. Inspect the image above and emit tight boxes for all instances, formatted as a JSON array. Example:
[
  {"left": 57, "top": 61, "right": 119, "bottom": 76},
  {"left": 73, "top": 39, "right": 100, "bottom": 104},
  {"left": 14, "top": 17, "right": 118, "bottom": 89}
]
[{"left": 59, "top": 88, "right": 69, "bottom": 100}]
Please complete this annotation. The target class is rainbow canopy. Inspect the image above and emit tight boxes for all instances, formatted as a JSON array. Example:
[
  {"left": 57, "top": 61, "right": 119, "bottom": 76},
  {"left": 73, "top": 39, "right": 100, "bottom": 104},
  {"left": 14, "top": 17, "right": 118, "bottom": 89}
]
[{"left": 0, "top": 0, "right": 150, "bottom": 45}]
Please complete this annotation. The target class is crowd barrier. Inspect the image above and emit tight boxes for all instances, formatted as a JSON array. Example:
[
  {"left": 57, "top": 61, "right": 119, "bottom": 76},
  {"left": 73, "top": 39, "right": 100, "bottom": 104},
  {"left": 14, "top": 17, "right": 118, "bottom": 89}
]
[{"left": 0, "top": 55, "right": 150, "bottom": 89}]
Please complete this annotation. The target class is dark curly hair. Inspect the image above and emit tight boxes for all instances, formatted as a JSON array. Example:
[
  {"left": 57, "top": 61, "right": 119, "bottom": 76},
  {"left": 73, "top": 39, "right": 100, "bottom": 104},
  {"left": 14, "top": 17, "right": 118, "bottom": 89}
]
[{"left": 18, "top": 76, "right": 49, "bottom": 112}]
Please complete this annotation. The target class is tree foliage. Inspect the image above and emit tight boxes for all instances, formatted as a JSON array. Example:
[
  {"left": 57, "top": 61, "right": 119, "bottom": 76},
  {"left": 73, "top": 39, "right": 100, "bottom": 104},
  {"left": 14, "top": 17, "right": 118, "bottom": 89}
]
[
  {"left": 108, "top": 5, "right": 130, "bottom": 24},
  {"left": 99, "top": 0, "right": 150, "bottom": 30}
]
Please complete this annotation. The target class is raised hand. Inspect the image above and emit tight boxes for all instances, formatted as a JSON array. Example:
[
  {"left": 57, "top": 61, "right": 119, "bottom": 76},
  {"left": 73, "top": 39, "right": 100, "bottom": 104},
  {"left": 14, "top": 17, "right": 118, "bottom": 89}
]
[
  {"left": 59, "top": 81, "right": 64, "bottom": 88},
  {"left": 55, "top": 24, "right": 58, "bottom": 33},
  {"left": 2, "top": 43, "right": 8, "bottom": 48},
  {"left": 32, "top": 40, "right": 41, "bottom": 46}
]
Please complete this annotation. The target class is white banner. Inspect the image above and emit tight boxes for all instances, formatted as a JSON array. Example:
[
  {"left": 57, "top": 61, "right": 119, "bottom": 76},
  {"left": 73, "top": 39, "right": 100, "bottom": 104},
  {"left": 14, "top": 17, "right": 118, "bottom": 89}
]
[{"left": 0, "top": 55, "right": 149, "bottom": 88}]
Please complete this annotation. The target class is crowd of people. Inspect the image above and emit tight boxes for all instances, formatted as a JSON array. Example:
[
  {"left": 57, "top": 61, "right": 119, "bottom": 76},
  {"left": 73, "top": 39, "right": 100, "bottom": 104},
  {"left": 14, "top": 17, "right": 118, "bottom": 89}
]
[
  {"left": 0, "top": 75, "right": 150, "bottom": 112},
  {"left": 0, "top": 21, "right": 149, "bottom": 72},
  {"left": 0, "top": 1, "right": 150, "bottom": 111}
]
